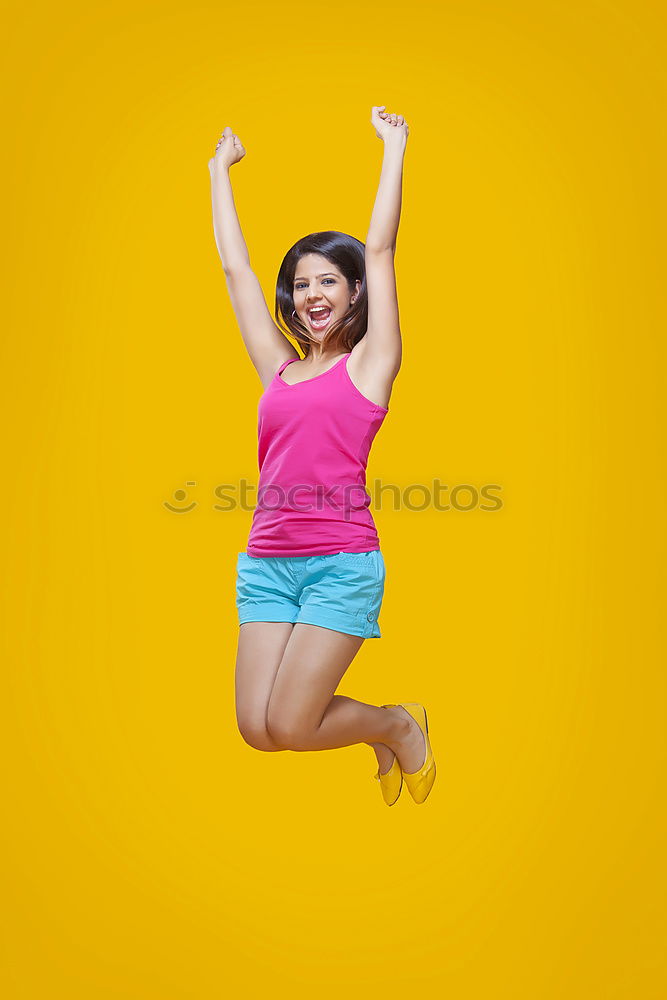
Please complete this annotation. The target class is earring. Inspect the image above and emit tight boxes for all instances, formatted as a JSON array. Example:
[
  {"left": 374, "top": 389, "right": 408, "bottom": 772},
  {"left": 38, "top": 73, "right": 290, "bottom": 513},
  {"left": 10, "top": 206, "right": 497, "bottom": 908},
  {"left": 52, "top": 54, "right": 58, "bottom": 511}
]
[{"left": 292, "top": 309, "right": 296, "bottom": 319}]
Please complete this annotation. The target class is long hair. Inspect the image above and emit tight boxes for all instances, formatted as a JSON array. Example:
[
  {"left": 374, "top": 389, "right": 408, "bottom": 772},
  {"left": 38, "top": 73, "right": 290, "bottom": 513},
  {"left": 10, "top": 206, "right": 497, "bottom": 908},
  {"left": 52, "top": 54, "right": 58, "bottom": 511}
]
[{"left": 275, "top": 231, "right": 368, "bottom": 357}]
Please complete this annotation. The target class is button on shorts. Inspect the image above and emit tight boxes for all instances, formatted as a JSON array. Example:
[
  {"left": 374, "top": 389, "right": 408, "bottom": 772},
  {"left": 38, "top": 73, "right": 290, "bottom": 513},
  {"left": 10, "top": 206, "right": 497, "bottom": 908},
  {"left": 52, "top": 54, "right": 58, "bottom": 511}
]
[{"left": 235, "top": 549, "right": 386, "bottom": 639}]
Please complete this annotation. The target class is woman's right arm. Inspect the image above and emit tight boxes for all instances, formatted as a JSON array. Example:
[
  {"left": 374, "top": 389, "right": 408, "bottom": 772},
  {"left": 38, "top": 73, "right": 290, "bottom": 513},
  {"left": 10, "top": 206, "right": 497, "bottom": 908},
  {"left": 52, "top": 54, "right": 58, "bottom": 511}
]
[{"left": 209, "top": 127, "right": 298, "bottom": 387}]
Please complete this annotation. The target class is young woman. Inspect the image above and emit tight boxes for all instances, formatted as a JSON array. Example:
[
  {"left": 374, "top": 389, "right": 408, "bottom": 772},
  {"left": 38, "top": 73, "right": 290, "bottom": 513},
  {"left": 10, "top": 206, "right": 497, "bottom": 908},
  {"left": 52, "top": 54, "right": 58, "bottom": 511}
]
[{"left": 208, "top": 106, "right": 436, "bottom": 805}]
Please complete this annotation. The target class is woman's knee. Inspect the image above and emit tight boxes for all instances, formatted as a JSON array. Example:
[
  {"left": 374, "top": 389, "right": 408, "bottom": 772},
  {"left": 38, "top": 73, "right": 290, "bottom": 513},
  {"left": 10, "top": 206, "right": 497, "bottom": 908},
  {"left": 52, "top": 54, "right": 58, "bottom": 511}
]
[
  {"left": 265, "top": 711, "right": 313, "bottom": 751},
  {"left": 237, "top": 719, "right": 283, "bottom": 752}
]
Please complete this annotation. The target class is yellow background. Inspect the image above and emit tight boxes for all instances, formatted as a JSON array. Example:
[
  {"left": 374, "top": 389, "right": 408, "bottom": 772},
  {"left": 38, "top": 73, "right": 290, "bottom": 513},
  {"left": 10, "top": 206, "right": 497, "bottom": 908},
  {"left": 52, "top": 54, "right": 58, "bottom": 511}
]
[{"left": 2, "top": 1, "right": 666, "bottom": 996}]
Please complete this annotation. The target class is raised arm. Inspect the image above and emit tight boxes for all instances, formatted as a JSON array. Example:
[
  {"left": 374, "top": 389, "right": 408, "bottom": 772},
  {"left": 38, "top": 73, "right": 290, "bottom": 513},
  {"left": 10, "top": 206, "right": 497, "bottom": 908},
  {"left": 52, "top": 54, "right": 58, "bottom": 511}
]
[
  {"left": 209, "top": 127, "right": 297, "bottom": 388},
  {"left": 361, "top": 106, "right": 409, "bottom": 374}
]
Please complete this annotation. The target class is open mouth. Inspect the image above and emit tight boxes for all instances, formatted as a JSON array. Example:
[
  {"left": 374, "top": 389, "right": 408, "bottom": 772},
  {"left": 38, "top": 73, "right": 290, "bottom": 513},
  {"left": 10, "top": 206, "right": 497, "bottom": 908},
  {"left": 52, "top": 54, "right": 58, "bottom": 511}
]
[{"left": 307, "top": 307, "right": 332, "bottom": 330}]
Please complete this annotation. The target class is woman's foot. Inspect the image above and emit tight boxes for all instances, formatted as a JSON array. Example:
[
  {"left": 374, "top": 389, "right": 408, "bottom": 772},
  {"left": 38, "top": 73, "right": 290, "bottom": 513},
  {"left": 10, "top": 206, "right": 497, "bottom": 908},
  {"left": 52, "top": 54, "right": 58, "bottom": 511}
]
[{"left": 383, "top": 704, "right": 426, "bottom": 774}]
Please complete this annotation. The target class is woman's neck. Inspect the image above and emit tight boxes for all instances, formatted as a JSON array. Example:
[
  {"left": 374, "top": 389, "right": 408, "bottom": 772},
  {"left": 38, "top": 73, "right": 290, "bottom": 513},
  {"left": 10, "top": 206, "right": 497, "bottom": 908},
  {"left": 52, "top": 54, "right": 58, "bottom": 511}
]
[{"left": 304, "top": 348, "right": 347, "bottom": 366}]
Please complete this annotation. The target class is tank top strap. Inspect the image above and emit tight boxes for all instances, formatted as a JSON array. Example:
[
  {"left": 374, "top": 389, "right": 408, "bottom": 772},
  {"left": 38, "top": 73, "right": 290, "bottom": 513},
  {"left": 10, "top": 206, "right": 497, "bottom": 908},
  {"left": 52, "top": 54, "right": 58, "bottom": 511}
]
[
  {"left": 277, "top": 357, "right": 298, "bottom": 376},
  {"left": 334, "top": 353, "right": 352, "bottom": 374}
]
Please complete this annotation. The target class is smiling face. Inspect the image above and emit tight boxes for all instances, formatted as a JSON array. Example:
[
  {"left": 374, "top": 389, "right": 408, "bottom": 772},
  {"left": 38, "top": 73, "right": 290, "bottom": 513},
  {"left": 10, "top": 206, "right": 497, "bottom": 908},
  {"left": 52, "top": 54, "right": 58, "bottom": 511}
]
[{"left": 292, "top": 253, "right": 361, "bottom": 343}]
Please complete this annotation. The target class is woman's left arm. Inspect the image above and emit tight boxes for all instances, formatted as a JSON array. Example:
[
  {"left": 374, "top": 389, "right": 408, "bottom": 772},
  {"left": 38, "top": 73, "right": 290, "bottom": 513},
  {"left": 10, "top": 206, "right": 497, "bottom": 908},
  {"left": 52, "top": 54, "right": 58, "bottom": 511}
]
[{"left": 363, "top": 106, "right": 409, "bottom": 371}]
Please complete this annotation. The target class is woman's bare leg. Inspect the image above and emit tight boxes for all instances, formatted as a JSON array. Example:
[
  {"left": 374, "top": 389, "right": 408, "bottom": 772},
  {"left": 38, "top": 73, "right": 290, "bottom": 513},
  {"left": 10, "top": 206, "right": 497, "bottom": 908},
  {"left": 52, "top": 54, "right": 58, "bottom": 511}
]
[
  {"left": 266, "top": 623, "right": 426, "bottom": 772},
  {"left": 235, "top": 622, "right": 399, "bottom": 770},
  {"left": 235, "top": 621, "right": 295, "bottom": 751}
]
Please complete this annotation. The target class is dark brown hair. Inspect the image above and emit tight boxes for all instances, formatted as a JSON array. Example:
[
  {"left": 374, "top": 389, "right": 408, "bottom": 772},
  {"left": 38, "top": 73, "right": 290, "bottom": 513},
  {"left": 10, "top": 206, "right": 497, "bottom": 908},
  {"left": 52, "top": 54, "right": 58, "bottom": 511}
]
[{"left": 275, "top": 231, "right": 368, "bottom": 357}]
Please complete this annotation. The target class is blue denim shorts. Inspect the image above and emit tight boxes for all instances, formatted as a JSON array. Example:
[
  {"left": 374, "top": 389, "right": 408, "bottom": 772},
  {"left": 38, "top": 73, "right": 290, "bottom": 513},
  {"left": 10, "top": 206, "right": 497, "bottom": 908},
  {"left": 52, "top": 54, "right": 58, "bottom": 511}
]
[{"left": 236, "top": 549, "right": 386, "bottom": 639}]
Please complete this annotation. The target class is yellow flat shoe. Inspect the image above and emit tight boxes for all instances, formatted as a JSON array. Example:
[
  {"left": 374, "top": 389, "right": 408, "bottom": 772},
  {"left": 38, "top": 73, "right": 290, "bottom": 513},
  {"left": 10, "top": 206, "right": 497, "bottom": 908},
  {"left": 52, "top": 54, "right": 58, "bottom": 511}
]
[
  {"left": 397, "top": 703, "right": 436, "bottom": 804},
  {"left": 373, "top": 704, "right": 403, "bottom": 806}
]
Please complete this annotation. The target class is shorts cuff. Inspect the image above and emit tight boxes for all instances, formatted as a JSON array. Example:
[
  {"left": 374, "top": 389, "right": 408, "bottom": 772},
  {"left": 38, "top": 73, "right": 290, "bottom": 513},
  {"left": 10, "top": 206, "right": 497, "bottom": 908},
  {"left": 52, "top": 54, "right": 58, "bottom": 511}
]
[
  {"left": 295, "top": 605, "right": 381, "bottom": 639},
  {"left": 237, "top": 602, "right": 298, "bottom": 626}
]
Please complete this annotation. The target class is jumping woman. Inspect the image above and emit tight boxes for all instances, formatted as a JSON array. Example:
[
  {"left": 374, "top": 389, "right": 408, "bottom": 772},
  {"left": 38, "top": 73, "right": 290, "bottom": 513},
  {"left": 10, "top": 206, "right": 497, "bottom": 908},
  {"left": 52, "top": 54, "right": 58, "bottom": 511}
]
[{"left": 208, "top": 106, "right": 436, "bottom": 805}]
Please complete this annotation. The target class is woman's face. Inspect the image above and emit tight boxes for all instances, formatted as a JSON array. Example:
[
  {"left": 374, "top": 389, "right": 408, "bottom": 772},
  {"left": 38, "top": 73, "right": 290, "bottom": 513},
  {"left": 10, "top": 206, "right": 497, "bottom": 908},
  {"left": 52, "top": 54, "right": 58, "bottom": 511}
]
[{"left": 292, "top": 253, "right": 360, "bottom": 342}]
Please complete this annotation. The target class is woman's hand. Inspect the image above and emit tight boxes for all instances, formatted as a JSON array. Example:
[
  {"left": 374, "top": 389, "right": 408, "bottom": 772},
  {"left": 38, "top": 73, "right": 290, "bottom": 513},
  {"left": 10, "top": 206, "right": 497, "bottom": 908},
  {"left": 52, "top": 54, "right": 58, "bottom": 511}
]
[
  {"left": 370, "top": 106, "right": 409, "bottom": 144},
  {"left": 208, "top": 125, "right": 246, "bottom": 176}
]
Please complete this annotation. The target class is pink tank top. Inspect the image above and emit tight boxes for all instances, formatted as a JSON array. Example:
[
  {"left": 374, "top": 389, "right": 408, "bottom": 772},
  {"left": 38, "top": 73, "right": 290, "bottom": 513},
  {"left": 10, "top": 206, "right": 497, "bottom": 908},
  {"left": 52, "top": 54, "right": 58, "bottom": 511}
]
[{"left": 246, "top": 352, "right": 389, "bottom": 557}]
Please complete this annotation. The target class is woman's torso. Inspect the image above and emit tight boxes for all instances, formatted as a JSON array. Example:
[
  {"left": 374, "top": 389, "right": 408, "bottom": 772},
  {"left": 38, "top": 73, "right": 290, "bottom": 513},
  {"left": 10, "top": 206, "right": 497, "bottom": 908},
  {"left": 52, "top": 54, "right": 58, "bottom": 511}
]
[{"left": 245, "top": 348, "right": 392, "bottom": 557}]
